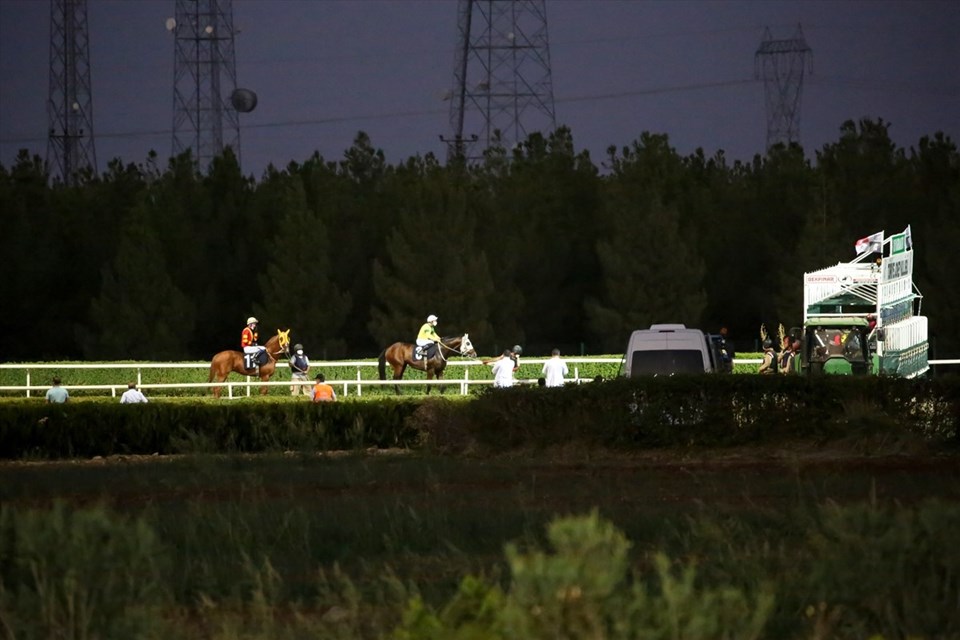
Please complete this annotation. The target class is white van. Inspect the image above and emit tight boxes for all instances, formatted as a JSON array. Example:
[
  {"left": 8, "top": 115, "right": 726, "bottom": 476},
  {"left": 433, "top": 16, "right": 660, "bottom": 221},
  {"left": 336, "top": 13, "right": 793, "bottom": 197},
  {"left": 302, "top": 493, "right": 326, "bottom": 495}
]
[{"left": 622, "top": 324, "right": 724, "bottom": 377}]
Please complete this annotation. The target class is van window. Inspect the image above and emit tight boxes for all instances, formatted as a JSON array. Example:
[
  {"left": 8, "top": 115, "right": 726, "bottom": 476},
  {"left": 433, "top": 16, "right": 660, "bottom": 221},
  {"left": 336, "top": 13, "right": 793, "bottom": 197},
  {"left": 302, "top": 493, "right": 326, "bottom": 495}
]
[{"left": 629, "top": 349, "right": 705, "bottom": 376}]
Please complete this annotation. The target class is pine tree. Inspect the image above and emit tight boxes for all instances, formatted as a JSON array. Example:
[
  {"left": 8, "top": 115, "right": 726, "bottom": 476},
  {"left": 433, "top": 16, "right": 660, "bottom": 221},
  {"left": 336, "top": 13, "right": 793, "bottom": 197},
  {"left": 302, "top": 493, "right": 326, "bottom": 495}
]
[
  {"left": 585, "top": 196, "right": 707, "bottom": 353},
  {"left": 368, "top": 166, "right": 495, "bottom": 351},
  {"left": 84, "top": 203, "right": 196, "bottom": 360},
  {"left": 256, "top": 179, "right": 352, "bottom": 359}
]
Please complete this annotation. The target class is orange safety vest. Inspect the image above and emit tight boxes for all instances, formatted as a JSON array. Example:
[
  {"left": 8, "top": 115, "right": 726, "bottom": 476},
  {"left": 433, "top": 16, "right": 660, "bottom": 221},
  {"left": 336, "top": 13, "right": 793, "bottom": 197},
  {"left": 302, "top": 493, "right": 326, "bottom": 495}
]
[
  {"left": 312, "top": 383, "right": 336, "bottom": 402},
  {"left": 241, "top": 326, "right": 258, "bottom": 348}
]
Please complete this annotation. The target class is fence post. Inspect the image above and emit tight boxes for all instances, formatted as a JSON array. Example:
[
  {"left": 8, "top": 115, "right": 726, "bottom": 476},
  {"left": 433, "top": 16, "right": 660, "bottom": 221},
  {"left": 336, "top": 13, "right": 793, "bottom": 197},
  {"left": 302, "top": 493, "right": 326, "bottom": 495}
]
[
  {"left": 356, "top": 370, "right": 362, "bottom": 397},
  {"left": 26, "top": 371, "right": 31, "bottom": 398}
]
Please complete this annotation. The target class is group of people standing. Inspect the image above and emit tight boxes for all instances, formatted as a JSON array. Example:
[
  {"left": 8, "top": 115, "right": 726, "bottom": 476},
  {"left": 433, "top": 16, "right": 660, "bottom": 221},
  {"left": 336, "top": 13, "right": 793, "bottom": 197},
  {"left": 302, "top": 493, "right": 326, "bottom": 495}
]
[
  {"left": 44, "top": 378, "right": 148, "bottom": 403},
  {"left": 758, "top": 335, "right": 802, "bottom": 375},
  {"left": 286, "top": 338, "right": 335, "bottom": 402},
  {"left": 241, "top": 317, "right": 335, "bottom": 402}
]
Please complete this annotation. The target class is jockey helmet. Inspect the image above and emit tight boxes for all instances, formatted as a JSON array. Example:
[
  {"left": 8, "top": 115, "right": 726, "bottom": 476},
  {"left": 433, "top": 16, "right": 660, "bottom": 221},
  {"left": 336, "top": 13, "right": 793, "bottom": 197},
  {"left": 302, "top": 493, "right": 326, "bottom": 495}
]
[
  {"left": 427, "top": 314, "right": 438, "bottom": 323},
  {"left": 512, "top": 345, "right": 523, "bottom": 355},
  {"left": 246, "top": 316, "right": 258, "bottom": 325},
  {"left": 294, "top": 343, "right": 303, "bottom": 352}
]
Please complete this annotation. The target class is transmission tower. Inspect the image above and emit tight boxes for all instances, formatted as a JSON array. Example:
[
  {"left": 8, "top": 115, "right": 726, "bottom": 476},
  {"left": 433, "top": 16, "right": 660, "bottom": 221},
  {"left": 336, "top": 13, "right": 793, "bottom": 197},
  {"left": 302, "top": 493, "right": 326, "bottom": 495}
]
[
  {"left": 754, "top": 24, "right": 812, "bottom": 149},
  {"left": 170, "top": 0, "right": 241, "bottom": 168},
  {"left": 444, "top": 0, "right": 557, "bottom": 162},
  {"left": 47, "top": 0, "right": 97, "bottom": 185}
]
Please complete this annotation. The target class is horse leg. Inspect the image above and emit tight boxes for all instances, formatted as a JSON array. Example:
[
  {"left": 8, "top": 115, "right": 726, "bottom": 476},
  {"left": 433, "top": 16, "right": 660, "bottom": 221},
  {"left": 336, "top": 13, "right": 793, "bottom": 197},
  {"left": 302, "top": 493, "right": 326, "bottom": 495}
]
[
  {"left": 209, "top": 367, "right": 223, "bottom": 398},
  {"left": 259, "top": 373, "right": 270, "bottom": 395},
  {"left": 425, "top": 368, "right": 435, "bottom": 395},
  {"left": 393, "top": 364, "right": 406, "bottom": 396}
]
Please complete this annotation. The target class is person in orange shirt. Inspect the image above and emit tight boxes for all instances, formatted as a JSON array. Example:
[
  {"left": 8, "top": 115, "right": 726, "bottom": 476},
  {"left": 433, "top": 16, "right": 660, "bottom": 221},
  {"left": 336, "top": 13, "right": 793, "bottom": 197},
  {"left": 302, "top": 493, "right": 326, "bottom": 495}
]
[{"left": 312, "top": 373, "right": 337, "bottom": 403}]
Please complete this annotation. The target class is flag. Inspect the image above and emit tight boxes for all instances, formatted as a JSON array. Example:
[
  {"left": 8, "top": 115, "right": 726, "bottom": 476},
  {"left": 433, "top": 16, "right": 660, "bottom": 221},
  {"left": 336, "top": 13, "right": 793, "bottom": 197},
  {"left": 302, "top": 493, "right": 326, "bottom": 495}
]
[
  {"left": 854, "top": 231, "right": 884, "bottom": 255},
  {"left": 904, "top": 225, "right": 912, "bottom": 250}
]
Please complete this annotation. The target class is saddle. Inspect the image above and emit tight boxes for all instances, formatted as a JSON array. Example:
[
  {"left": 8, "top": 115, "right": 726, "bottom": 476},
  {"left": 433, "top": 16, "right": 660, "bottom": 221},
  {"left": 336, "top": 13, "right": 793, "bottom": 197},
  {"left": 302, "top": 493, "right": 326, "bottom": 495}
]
[
  {"left": 415, "top": 344, "right": 436, "bottom": 361},
  {"left": 243, "top": 350, "right": 269, "bottom": 370}
]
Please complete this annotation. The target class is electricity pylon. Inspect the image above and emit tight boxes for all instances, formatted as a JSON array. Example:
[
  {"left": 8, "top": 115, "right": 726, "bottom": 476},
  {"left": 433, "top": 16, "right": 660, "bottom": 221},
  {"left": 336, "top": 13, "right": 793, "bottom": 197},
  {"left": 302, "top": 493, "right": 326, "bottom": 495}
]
[
  {"left": 754, "top": 24, "right": 812, "bottom": 149},
  {"left": 444, "top": 0, "right": 557, "bottom": 162},
  {"left": 170, "top": 0, "right": 241, "bottom": 168},
  {"left": 47, "top": 0, "right": 97, "bottom": 185}
]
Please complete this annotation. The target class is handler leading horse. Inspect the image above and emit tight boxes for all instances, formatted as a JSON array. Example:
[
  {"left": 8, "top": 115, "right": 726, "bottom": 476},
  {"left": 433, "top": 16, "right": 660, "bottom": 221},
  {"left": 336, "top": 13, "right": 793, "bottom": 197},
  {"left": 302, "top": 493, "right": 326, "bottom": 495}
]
[
  {"left": 378, "top": 334, "right": 477, "bottom": 395},
  {"left": 209, "top": 329, "right": 291, "bottom": 398}
]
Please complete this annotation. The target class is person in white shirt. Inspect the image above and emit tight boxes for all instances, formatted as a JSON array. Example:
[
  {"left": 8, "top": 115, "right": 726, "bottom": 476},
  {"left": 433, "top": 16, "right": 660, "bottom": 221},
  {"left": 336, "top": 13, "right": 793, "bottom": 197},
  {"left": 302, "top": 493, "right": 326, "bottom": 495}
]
[
  {"left": 541, "top": 348, "right": 569, "bottom": 387},
  {"left": 491, "top": 349, "right": 517, "bottom": 388},
  {"left": 120, "top": 382, "right": 148, "bottom": 404}
]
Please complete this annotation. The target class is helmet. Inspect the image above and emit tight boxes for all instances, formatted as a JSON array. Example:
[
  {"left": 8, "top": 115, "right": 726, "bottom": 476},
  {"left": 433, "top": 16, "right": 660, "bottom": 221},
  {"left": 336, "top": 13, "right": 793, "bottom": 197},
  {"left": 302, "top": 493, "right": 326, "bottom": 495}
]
[
  {"left": 512, "top": 345, "right": 523, "bottom": 355},
  {"left": 427, "top": 314, "right": 438, "bottom": 323},
  {"left": 246, "top": 316, "right": 258, "bottom": 325},
  {"left": 294, "top": 343, "right": 303, "bottom": 351},
  {"left": 762, "top": 339, "right": 773, "bottom": 349}
]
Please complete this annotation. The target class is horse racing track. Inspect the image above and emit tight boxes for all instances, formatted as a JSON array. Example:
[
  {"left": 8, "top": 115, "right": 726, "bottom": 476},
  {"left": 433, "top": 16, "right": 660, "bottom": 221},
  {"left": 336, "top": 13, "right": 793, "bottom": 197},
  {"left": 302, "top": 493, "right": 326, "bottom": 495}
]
[{"left": 2, "top": 447, "right": 959, "bottom": 638}]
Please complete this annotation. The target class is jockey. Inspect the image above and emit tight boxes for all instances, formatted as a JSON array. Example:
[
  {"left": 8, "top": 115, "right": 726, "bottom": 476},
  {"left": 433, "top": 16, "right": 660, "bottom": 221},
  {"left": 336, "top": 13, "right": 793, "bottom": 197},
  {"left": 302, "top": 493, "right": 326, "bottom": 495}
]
[
  {"left": 241, "top": 316, "right": 266, "bottom": 369},
  {"left": 415, "top": 314, "right": 442, "bottom": 360}
]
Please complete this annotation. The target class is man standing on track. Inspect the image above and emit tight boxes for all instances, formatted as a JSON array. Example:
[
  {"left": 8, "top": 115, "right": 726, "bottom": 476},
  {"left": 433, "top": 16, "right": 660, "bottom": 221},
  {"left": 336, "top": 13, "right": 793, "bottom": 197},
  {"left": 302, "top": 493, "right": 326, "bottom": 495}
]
[
  {"left": 541, "top": 348, "right": 568, "bottom": 387},
  {"left": 289, "top": 343, "right": 311, "bottom": 396}
]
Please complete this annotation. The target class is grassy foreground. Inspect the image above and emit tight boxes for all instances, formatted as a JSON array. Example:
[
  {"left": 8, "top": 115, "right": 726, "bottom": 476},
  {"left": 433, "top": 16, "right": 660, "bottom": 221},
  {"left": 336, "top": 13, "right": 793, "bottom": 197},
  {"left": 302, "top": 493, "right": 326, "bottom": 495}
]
[{"left": 2, "top": 447, "right": 958, "bottom": 639}]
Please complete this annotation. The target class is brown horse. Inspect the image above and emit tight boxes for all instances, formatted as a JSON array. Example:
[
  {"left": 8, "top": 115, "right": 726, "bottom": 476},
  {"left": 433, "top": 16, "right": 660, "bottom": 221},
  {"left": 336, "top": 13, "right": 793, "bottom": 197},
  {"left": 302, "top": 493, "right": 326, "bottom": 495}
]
[
  {"left": 378, "top": 333, "right": 477, "bottom": 395},
  {"left": 208, "top": 329, "right": 291, "bottom": 398}
]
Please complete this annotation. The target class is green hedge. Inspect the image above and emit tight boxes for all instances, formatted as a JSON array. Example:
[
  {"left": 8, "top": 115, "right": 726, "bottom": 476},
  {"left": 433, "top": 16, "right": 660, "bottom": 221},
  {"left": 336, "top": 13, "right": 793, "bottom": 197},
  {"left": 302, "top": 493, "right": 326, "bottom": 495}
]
[
  {"left": 3, "top": 376, "right": 957, "bottom": 460},
  {"left": 0, "top": 399, "right": 423, "bottom": 459},
  {"left": 413, "top": 375, "right": 960, "bottom": 453}
]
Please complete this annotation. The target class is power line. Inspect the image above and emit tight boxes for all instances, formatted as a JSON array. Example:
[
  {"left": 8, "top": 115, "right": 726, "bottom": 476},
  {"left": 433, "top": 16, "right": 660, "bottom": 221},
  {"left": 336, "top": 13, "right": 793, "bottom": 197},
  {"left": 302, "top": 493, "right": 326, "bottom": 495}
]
[
  {"left": 2, "top": 78, "right": 756, "bottom": 146},
  {"left": 4, "top": 74, "right": 955, "bottom": 148}
]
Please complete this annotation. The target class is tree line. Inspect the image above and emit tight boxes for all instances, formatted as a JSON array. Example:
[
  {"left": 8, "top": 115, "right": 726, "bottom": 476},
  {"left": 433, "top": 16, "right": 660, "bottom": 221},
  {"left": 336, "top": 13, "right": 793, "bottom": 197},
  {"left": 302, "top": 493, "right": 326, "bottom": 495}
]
[{"left": 2, "top": 118, "right": 958, "bottom": 362}]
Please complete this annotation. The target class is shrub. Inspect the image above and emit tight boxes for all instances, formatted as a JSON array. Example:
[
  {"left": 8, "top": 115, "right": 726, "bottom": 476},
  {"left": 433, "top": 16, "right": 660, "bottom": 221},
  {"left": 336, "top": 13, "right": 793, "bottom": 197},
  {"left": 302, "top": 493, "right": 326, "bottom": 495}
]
[
  {"left": 393, "top": 511, "right": 775, "bottom": 639},
  {"left": 0, "top": 502, "right": 168, "bottom": 638}
]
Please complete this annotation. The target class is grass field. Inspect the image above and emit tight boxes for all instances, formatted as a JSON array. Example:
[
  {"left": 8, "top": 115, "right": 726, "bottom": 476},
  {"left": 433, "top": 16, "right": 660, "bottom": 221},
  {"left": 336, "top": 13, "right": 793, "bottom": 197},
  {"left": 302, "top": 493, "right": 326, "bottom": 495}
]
[{"left": 2, "top": 445, "right": 958, "bottom": 638}]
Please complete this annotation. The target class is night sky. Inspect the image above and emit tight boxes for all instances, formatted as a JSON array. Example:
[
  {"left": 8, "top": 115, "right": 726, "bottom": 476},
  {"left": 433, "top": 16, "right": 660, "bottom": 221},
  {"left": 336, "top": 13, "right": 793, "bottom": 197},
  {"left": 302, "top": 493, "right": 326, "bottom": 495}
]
[{"left": 1, "top": 0, "right": 957, "bottom": 177}]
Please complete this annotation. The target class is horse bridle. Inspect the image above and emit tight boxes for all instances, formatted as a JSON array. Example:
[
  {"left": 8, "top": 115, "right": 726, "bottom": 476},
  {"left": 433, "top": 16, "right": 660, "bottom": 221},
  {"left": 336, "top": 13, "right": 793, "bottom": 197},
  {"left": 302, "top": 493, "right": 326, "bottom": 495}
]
[
  {"left": 269, "top": 333, "right": 291, "bottom": 361},
  {"left": 436, "top": 336, "right": 474, "bottom": 361}
]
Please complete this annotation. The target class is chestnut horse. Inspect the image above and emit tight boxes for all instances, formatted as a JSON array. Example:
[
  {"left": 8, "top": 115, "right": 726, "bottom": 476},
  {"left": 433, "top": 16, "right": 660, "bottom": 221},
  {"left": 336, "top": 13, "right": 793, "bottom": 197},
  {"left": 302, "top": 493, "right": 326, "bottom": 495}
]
[
  {"left": 208, "top": 329, "right": 291, "bottom": 398},
  {"left": 378, "top": 333, "right": 477, "bottom": 395}
]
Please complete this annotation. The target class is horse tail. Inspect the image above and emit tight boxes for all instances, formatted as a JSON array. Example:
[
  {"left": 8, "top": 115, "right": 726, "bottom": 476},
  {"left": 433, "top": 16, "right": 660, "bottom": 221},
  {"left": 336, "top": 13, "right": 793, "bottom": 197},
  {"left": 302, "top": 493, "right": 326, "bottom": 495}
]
[{"left": 378, "top": 349, "right": 387, "bottom": 380}]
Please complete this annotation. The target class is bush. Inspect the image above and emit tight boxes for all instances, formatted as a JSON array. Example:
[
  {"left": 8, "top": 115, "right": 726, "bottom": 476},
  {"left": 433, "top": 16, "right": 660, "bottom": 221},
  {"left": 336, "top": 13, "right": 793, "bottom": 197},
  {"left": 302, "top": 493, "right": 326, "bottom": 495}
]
[
  {"left": 0, "top": 502, "right": 168, "bottom": 638},
  {"left": 394, "top": 511, "right": 775, "bottom": 639}
]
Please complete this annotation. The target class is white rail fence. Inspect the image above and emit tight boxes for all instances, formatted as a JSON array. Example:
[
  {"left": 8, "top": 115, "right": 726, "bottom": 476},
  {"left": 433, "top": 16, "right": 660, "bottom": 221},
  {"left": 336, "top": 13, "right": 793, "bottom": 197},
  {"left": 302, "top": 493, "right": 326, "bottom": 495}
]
[
  {"left": 0, "top": 358, "right": 623, "bottom": 399},
  {"left": 2, "top": 358, "right": 957, "bottom": 400}
]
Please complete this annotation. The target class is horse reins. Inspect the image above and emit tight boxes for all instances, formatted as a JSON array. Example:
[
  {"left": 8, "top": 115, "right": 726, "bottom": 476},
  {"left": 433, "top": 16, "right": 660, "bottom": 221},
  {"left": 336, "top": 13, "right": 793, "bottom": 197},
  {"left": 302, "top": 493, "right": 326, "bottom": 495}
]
[{"left": 436, "top": 338, "right": 472, "bottom": 361}]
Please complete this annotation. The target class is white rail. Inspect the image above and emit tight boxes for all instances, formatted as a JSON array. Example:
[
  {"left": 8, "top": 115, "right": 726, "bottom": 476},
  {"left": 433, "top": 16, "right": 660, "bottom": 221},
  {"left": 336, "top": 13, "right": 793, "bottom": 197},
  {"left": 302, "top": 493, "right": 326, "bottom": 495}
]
[
  {"left": 2, "top": 358, "right": 956, "bottom": 400},
  {"left": 0, "top": 358, "right": 622, "bottom": 399}
]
